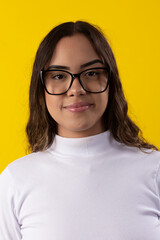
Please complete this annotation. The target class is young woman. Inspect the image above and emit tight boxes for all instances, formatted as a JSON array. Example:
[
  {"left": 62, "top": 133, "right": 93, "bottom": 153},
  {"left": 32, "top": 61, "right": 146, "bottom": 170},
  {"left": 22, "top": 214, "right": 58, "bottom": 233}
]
[{"left": 0, "top": 21, "right": 160, "bottom": 240}]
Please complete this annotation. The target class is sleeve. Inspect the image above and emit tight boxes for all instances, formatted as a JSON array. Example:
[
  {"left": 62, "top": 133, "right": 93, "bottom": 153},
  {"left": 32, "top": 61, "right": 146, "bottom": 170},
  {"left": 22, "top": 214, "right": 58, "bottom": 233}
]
[
  {"left": 156, "top": 159, "right": 160, "bottom": 216},
  {"left": 0, "top": 167, "right": 22, "bottom": 240}
]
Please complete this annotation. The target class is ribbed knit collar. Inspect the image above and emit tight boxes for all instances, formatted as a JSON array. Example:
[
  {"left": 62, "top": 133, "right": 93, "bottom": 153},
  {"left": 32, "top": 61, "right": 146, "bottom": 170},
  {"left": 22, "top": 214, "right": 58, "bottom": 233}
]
[{"left": 48, "top": 130, "right": 113, "bottom": 157}]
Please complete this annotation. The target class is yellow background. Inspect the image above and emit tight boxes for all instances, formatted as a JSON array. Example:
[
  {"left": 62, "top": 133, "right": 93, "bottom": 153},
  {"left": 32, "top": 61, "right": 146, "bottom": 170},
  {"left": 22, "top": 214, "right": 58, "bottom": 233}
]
[{"left": 0, "top": 0, "right": 160, "bottom": 173}]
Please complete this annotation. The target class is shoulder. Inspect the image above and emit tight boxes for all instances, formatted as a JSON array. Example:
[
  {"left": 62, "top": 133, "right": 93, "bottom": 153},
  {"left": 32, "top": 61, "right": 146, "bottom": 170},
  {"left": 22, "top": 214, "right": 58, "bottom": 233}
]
[
  {"left": 6, "top": 151, "right": 44, "bottom": 170},
  {"left": 112, "top": 136, "right": 160, "bottom": 160},
  {"left": 1, "top": 150, "right": 52, "bottom": 182},
  {"left": 110, "top": 137, "right": 160, "bottom": 168}
]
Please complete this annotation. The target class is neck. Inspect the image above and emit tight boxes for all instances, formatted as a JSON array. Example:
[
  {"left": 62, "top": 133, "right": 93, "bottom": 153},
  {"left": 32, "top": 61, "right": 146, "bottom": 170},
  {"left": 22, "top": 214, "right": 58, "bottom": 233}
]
[{"left": 48, "top": 129, "right": 112, "bottom": 158}]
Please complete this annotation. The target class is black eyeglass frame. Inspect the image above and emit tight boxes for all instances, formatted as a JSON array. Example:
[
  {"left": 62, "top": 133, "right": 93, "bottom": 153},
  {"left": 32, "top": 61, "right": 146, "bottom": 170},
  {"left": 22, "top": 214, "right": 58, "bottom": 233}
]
[{"left": 40, "top": 66, "right": 110, "bottom": 95}]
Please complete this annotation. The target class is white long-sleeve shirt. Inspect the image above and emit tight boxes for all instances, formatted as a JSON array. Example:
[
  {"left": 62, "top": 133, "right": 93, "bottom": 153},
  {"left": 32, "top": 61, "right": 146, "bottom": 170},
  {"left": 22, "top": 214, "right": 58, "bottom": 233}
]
[{"left": 0, "top": 130, "right": 160, "bottom": 240}]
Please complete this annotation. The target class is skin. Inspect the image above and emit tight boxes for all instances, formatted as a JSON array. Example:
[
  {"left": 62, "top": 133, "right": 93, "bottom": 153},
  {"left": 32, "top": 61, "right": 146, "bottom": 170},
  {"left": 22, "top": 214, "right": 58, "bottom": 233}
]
[{"left": 44, "top": 33, "right": 109, "bottom": 138}]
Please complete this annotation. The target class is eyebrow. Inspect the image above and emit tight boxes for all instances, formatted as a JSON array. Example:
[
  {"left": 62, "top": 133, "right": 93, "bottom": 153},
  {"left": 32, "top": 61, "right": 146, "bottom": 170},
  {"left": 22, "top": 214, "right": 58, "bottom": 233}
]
[{"left": 47, "top": 59, "right": 104, "bottom": 70}]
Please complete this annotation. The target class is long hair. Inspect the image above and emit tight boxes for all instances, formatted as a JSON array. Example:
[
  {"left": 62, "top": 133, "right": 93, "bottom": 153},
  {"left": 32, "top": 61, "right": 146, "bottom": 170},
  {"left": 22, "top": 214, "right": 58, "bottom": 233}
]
[{"left": 26, "top": 21, "right": 159, "bottom": 153}]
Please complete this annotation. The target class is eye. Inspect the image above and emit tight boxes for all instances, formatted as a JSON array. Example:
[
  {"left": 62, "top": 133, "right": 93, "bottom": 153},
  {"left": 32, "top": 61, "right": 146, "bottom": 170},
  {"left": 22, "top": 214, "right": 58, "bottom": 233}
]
[
  {"left": 52, "top": 74, "right": 65, "bottom": 79},
  {"left": 48, "top": 72, "right": 68, "bottom": 80},
  {"left": 85, "top": 71, "right": 99, "bottom": 77}
]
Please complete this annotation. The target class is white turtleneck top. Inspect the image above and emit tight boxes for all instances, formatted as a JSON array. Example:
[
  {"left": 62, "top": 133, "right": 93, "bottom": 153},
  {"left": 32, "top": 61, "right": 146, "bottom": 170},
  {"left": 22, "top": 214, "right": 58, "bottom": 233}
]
[{"left": 0, "top": 130, "right": 160, "bottom": 240}]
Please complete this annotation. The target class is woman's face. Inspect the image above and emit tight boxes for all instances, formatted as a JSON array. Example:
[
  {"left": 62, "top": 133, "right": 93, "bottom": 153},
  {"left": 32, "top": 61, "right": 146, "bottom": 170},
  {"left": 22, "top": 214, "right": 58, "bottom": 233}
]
[{"left": 44, "top": 33, "right": 109, "bottom": 138}]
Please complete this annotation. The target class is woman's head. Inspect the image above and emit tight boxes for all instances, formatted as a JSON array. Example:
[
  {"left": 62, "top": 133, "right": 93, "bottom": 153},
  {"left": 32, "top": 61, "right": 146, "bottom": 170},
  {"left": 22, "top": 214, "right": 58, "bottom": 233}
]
[
  {"left": 44, "top": 33, "right": 110, "bottom": 138},
  {"left": 26, "top": 21, "right": 159, "bottom": 153}
]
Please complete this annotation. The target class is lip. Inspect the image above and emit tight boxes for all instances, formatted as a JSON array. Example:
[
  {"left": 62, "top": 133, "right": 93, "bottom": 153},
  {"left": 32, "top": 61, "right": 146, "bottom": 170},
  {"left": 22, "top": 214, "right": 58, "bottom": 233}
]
[
  {"left": 65, "top": 102, "right": 91, "bottom": 108},
  {"left": 64, "top": 102, "right": 93, "bottom": 112}
]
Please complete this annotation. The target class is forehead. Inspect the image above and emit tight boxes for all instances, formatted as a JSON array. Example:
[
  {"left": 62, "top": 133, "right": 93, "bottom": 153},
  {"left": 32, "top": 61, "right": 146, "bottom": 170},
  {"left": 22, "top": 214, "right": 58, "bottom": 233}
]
[
  {"left": 54, "top": 33, "right": 96, "bottom": 52},
  {"left": 49, "top": 33, "right": 101, "bottom": 67}
]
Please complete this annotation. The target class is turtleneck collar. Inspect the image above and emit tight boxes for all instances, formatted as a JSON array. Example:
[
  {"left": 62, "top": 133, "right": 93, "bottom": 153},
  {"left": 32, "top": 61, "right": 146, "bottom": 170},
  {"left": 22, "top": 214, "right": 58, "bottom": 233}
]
[{"left": 48, "top": 130, "right": 113, "bottom": 157}]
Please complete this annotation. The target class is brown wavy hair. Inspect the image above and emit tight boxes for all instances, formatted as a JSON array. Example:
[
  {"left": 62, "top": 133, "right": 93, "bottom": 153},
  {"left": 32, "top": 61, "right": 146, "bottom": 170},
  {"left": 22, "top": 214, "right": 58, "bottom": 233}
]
[{"left": 26, "top": 21, "right": 159, "bottom": 154}]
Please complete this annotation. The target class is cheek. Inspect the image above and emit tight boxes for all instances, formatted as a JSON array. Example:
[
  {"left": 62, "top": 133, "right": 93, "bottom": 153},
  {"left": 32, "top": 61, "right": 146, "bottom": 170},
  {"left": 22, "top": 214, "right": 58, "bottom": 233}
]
[
  {"left": 45, "top": 94, "right": 61, "bottom": 119},
  {"left": 95, "top": 90, "right": 109, "bottom": 114}
]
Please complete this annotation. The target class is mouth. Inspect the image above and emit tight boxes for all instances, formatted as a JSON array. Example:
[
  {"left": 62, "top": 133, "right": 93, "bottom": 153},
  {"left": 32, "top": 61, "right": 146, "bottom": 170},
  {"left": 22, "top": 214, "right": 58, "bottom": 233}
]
[{"left": 64, "top": 102, "right": 93, "bottom": 113}]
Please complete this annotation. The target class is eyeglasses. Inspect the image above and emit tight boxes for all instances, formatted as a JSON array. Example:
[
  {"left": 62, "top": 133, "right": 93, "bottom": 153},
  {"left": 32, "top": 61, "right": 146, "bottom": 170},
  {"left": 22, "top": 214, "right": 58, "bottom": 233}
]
[{"left": 40, "top": 67, "right": 110, "bottom": 95}]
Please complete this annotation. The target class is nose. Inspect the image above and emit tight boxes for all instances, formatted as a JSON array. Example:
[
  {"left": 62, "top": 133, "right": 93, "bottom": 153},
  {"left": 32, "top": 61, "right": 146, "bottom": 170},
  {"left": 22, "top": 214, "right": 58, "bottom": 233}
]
[{"left": 67, "top": 76, "right": 86, "bottom": 96}]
